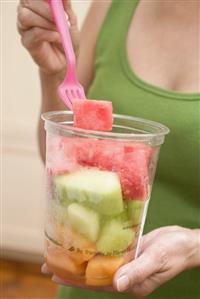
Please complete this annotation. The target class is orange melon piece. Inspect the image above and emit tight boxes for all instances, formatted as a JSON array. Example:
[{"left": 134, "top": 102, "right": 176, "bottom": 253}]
[
  {"left": 63, "top": 227, "right": 96, "bottom": 264},
  {"left": 86, "top": 255, "right": 124, "bottom": 286},
  {"left": 46, "top": 244, "right": 87, "bottom": 281},
  {"left": 67, "top": 250, "right": 94, "bottom": 265}
]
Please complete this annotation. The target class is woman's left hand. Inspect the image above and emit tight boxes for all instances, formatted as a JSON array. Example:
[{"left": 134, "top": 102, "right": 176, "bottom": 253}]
[{"left": 114, "top": 226, "right": 200, "bottom": 297}]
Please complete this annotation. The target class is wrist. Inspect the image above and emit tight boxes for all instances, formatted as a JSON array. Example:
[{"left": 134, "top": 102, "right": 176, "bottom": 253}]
[
  {"left": 186, "top": 229, "right": 200, "bottom": 269},
  {"left": 39, "top": 69, "right": 66, "bottom": 111}
]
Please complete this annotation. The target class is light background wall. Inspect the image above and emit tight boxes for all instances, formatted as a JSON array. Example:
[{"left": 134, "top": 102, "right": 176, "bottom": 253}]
[{"left": 2, "top": 0, "right": 91, "bottom": 261}]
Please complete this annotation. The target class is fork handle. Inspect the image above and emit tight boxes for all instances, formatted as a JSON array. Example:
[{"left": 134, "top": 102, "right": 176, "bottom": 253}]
[{"left": 48, "top": 0, "right": 77, "bottom": 80}]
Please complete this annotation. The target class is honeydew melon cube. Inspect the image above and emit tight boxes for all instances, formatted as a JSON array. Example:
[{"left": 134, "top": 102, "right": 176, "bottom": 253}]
[
  {"left": 67, "top": 203, "right": 100, "bottom": 242},
  {"left": 97, "top": 219, "right": 134, "bottom": 255},
  {"left": 127, "top": 200, "right": 145, "bottom": 226},
  {"left": 54, "top": 168, "right": 123, "bottom": 216}
]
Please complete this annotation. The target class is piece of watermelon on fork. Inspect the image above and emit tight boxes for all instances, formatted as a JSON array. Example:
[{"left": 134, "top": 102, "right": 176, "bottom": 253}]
[{"left": 73, "top": 99, "right": 113, "bottom": 131}]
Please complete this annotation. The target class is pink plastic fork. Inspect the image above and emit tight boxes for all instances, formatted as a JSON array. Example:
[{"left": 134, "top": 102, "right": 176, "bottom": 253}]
[{"left": 48, "top": 0, "right": 85, "bottom": 110}]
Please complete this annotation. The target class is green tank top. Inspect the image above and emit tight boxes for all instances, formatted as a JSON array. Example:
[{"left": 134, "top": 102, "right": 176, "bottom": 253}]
[{"left": 57, "top": 1, "right": 200, "bottom": 298}]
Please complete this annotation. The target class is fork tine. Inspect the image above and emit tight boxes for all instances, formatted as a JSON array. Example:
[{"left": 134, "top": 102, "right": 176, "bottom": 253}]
[
  {"left": 65, "top": 90, "right": 73, "bottom": 109},
  {"left": 77, "top": 89, "right": 82, "bottom": 99},
  {"left": 71, "top": 89, "right": 76, "bottom": 99},
  {"left": 80, "top": 87, "right": 86, "bottom": 99}
]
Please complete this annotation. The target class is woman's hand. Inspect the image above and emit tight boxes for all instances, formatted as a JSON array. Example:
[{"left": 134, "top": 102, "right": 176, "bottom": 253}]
[
  {"left": 17, "top": 0, "right": 79, "bottom": 75},
  {"left": 114, "top": 226, "right": 200, "bottom": 297}
]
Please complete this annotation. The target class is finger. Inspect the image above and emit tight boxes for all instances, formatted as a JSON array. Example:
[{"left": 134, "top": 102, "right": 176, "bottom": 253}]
[
  {"left": 130, "top": 275, "right": 162, "bottom": 298},
  {"left": 130, "top": 267, "right": 175, "bottom": 298},
  {"left": 20, "top": 0, "right": 53, "bottom": 22},
  {"left": 18, "top": 6, "right": 56, "bottom": 32},
  {"left": 63, "top": 0, "right": 78, "bottom": 28},
  {"left": 114, "top": 250, "right": 163, "bottom": 292},
  {"left": 21, "top": 27, "right": 60, "bottom": 50},
  {"left": 41, "top": 263, "right": 53, "bottom": 275}
]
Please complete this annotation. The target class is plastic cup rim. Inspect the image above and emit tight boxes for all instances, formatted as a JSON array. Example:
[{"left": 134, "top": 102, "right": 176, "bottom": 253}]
[{"left": 41, "top": 110, "right": 170, "bottom": 142}]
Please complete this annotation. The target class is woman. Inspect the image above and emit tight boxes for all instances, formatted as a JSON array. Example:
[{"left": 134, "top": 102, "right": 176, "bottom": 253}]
[{"left": 17, "top": 0, "right": 200, "bottom": 298}]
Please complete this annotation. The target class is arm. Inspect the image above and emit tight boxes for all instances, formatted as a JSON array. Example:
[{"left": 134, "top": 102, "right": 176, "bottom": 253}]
[{"left": 17, "top": 0, "right": 111, "bottom": 162}]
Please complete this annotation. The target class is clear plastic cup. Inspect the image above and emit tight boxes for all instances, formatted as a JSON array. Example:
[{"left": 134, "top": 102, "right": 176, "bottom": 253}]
[{"left": 42, "top": 111, "right": 169, "bottom": 289}]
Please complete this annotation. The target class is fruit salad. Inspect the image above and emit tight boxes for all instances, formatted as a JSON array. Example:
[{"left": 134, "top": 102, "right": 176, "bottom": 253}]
[{"left": 44, "top": 99, "right": 157, "bottom": 288}]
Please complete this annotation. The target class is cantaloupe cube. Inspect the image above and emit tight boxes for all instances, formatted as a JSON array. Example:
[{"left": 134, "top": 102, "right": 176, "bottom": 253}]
[
  {"left": 46, "top": 244, "right": 86, "bottom": 280},
  {"left": 67, "top": 203, "right": 100, "bottom": 242},
  {"left": 63, "top": 227, "right": 96, "bottom": 264},
  {"left": 86, "top": 255, "right": 124, "bottom": 286}
]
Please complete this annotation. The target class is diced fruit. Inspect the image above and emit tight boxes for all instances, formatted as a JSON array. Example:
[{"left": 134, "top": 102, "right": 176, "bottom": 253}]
[
  {"left": 54, "top": 168, "right": 123, "bottom": 216},
  {"left": 73, "top": 99, "right": 113, "bottom": 131},
  {"left": 86, "top": 276, "right": 112, "bottom": 286},
  {"left": 67, "top": 250, "right": 93, "bottom": 266},
  {"left": 62, "top": 227, "right": 96, "bottom": 264},
  {"left": 74, "top": 138, "right": 99, "bottom": 167},
  {"left": 92, "top": 140, "right": 123, "bottom": 170},
  {"left": 78, "top": 140, "right": 152, "bottom": 200},
  {"left": 127, "top": 200, "right": 145, "bottom": 226},
  {"left": 116, "top": 150, "right": 150, "bottom": 199},
  {"left": 67, "top": 203, "right": 100, "bottom": 242},
  {"left": 115, "top": 203, "right": 129, "bottom": 222},
  {"left": 47, "top": 133, "right": 152, "bottom": 200},
  {"left": 97, "top": 219, "right": 134, "bottom": 255},
  {"left": 46, "top": 243, "right": 86, "bottom": 280},
  {"left": 110, "top": 207, "right": 133, "bottom": 229},
  {"left": 53, "top": 176, "right": 70, "bottom": 205},
  {"left": 86, "top": 255, "right": 124, "bottom": 286}
]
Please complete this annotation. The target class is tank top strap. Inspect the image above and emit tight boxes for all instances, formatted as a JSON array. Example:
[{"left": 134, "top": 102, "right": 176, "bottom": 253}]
[{"left": 95, "top": 0, "right": 139, "bottom": 67}]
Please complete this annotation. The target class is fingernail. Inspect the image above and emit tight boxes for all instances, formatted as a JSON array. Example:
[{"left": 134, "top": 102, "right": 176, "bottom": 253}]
[{"left": 117, "top": 275, "right": 130, "bottom": 292}]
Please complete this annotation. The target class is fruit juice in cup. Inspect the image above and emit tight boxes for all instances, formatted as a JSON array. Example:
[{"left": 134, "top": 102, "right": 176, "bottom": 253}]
[{"left": 42, "top": 110, "right": 169, "bottom": 289}]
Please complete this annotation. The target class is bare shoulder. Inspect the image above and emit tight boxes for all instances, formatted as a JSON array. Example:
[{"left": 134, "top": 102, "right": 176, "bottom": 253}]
[{"left": 77, "top": 0, "right": 112, "bottom": 92}]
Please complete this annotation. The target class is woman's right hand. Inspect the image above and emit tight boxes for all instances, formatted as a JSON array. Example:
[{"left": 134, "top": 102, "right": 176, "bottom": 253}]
[{"left": 17, "top": 0, "right": 79, "bottom": 76}]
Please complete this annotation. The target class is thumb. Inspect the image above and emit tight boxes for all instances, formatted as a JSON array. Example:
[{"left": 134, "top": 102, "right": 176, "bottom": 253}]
[{"left": 114, "top": 251, "right": 159, "bottom": 292}]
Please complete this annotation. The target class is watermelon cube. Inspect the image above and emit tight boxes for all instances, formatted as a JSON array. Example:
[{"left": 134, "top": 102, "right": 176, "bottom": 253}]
[
  {"left": 90, "top": 141, "right": 152, "bottom": 200},
  {"left": 47, "top": 131, "right": 152, "bottom": 200},
  {"left": 73, "top": 99, "right": 113, "bottom": 131},
  {"left": 114, "top": 149, "right": 150, "bottom": 199},
  {"left": 74, "top": 138, "right": 99, "bottom": 167}
]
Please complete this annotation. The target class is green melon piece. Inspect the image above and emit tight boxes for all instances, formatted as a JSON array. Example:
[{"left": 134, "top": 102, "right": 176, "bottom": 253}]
[
  {"left": 127, "top": 200, "right": 145, "bottom": 226},
  {"left": 53, "top": 176, "right": 70, "bottom": 205},
  {"left": 67, "top": 203, "right": 100, "bottom": 242},
  {"left": 48, "top": 200, "right": 68, "bottom": 224},
  {"left": 97, "top": 219, "right": 134, "bottom": 255},
  {"left": 55, "top": 168, "right": 123, "bottom": 216}
]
